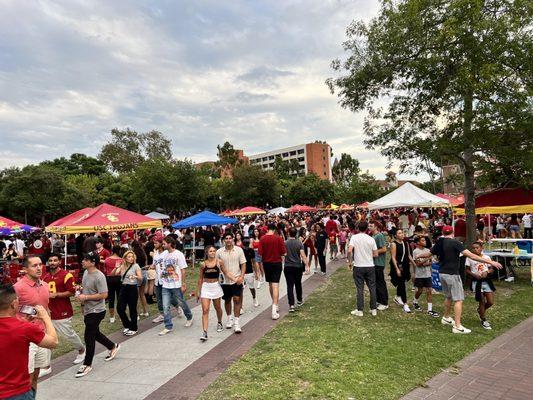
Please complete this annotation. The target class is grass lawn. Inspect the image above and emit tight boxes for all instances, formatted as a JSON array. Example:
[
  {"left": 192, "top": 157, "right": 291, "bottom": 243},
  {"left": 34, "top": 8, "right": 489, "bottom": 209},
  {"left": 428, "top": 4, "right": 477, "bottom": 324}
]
[
  {"left": 52, "top": 264, "right": 200, "bottom": 359},
  {"left": 198, "top": 265, "right": 533, "bottom": 400}
]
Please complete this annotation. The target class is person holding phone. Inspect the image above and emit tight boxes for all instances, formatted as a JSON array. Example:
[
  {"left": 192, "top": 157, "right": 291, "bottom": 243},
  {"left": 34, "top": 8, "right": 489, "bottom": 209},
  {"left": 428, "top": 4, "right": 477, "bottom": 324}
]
[
  {"left": 0, "top": 284, "right": 58, "bottom": 400},
  {"left": 14, "top": 256, "right": 53, "bottom": 388}
]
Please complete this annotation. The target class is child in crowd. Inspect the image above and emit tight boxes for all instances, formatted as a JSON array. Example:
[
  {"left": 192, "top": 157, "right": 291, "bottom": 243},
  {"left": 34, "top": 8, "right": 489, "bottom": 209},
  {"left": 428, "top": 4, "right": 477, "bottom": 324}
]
[
  {"left": 328, "top": 231, "right": 338, "bottom": 261},
  {"left": 338, "top": 227, "right": 347, "bottom": 259},
  {"left": 465, "top": 242, "right": 495, "bottom": 330},
  {"left": 412, "top": 237, "right": 439, "bottom": 317}
]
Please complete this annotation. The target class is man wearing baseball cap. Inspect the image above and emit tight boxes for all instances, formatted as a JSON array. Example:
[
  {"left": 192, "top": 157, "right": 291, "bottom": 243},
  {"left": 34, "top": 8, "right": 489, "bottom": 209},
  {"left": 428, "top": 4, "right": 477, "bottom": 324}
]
[{"left": 431, "top": 225, "right": 502, "bottom": 334}]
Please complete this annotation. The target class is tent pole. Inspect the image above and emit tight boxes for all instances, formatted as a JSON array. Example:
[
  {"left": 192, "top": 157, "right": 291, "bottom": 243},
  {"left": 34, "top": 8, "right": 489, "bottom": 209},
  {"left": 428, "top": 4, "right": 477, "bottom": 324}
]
[
  {"left": 64, "top": 234, "right": 67, "bottom": 270},
  {"left": 192, "top": 227, "right": 196, "bottom": 268}
]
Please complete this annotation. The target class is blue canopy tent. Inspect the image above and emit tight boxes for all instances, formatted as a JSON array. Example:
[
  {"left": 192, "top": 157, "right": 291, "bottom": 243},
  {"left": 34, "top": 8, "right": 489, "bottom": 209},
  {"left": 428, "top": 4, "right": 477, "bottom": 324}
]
[{"left": 172, "top": 211, "right": 238, "bottom": 265}]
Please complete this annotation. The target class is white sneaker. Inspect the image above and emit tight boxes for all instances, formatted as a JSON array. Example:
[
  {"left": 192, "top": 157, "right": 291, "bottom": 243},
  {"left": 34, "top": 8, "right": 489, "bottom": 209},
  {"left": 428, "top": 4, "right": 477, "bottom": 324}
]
[
  {"left": 441, "top": 316, "right": 454, "bottom": 325},
  {"left": 403, "top": 305, "right": 412, "bottom": 313},
  {"left": 141, "top": 312, "right": 149, "bottom": 317},
  {"left": 122, "top": 328, "right": 129, "bottom": 334},
  {"left": 504, "top": 276, "right": 515, "bottom": 282},
  {"left": 452, "top": 324, "right": 472, "bottom": 334},
  {"left": 75, "top": 365, "right": 92, "bottom": 378},
  {"left": 253, "top": 299, "right": 260, "bottom": 307},
  {"left": 234, "top": 322, "right": 242, "bottom": 334},
  {"left": 38, "top": 366, "right": 52, "bottom": 378},
  {"left": 350, "top": 309, "right": 363, "bottom": 317},
  {"left": 226, "top": 317, "right": 234, "bottom": 329},
  {"left": 73, "top": 351, "right": 86, "bottom": 365},
  {"left": 394, "top": 296, "right": 404, "bottom": 306},
  {"left": 152, "top": 315, "right": 164, "bottom": 323},
  {"left": 240, "top": 308, "right": 244, "bottom": 315},
  {"left": 272, "top": 311, "right": 280, "bottom": 320},
  {"left": 184, "top": 318, "right": 193, "bottom": 327},
  {"left": 370, "top": 309, "right": 377, "bottom": 316},
  {"left": 377, "top": 304, "right": 389, "bottom": 311},
  {"left": 158, "top": 328, "right": 172, "bottom": 336},
  {"left": 124, "top": 330, "right": 137, "bottom": 336},
  {"left": 109, "top": 317, "right": 115, "bottom": 323}
]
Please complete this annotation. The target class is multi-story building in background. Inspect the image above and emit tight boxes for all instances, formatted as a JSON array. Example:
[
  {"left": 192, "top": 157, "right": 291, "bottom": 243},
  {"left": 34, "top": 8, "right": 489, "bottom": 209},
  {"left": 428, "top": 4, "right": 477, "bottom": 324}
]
[{"left": 248, "top": 142, "right": 332, "bottom": 180}]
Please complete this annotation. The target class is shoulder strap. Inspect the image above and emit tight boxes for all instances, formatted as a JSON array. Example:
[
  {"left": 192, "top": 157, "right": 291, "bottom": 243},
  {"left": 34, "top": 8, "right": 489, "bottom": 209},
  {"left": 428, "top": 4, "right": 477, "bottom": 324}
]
[{"left": 121, "top": 263, "right": 135, "bottom": 282}]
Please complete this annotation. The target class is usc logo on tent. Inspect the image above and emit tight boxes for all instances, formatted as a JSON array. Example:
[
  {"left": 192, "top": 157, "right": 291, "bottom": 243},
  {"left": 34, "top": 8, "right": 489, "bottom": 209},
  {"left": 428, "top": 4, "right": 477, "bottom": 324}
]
[
  {"left": 102, "top": 213, "right": 119, "bottom": 222},
  {"left": 0, "top": 221, "right": 6, "bottom": 227}
]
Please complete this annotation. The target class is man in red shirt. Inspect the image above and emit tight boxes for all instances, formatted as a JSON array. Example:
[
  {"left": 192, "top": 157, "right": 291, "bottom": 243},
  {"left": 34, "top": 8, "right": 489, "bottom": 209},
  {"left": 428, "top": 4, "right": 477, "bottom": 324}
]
[
  {"left": 325, "top": 215, "right": 339, "bottom": 236},
  {"left": 258, "top": 223, "right": 286, "bottom": 320},
  {"left": 42, "top": 253, "right": 85, "bottom": 366},
  {"left": 0, "top": 284, "right": 58, "bottom": 400},
  {"left": 13, "top": 256, "right": 54, "bottom": 394},
  {"left": 95, "top": 239, "right": 110, "bottom": 273}
]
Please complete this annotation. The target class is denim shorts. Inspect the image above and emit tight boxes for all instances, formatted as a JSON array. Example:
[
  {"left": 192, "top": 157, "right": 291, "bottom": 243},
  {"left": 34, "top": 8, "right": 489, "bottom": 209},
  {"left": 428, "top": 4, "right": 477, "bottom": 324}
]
[{"left": 471, "top": 281, "right": 493, "bottom": 293}]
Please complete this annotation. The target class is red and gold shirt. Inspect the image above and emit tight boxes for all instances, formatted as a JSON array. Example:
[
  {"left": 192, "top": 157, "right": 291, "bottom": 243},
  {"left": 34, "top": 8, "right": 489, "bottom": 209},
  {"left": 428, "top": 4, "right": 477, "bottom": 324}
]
[{"left": 42, "top": 269, "right": 75, "bottom": 320}]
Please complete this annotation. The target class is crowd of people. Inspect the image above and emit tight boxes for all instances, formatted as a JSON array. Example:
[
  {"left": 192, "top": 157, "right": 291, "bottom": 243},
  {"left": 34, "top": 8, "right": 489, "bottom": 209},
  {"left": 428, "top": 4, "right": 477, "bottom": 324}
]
[{"left": 1, "top": 207, "right": 529, "bottom": 399}]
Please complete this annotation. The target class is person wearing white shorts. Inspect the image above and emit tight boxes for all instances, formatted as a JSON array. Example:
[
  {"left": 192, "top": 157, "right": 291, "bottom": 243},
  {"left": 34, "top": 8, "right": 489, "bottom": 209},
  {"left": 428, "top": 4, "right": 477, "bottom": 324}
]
[
  {"left": 197, "top": 246, "right": 237, "bottom": 341},
  {"left": 29, "top": 343, "right": 52, "bottom": 375}
]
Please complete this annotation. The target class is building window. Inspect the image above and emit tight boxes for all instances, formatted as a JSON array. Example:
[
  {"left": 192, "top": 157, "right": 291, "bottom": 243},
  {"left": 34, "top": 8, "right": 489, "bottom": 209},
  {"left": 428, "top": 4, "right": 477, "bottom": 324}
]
[
  {"left": 298, "top": 157, "right": 304, "bottom": 162},
  {"left": 282, "top": 152, "right": 289, "bottom": 157},
  {"left": 323, "top": 156, "right": 325, "bottom": 160},
  {"left": 290, "top": 150, "right": 296, "bottom": 156},
  {"left": 269, "top": 155, "right": 274, "bottom": 160},
  {"left": 324, "top": 172, "right": 327, "bottom": 176},
  {"left": 298, "top": 149, "right": 304, "bottom": 154},
  {"left": 322, "top": 148, "right": 325, "bottom": 153},
  {"left": 323, "top": 164, "right": 326, "bottom": 168},
  {"left": 262, "top": 157, "right": 268, "bottom": 161}
]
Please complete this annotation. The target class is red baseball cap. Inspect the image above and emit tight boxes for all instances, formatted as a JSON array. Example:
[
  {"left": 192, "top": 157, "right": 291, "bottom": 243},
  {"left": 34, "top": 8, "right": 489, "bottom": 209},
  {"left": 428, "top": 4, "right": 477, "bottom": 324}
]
[{"left": 442, "top": 225, "right": 454, "bottom": 235}]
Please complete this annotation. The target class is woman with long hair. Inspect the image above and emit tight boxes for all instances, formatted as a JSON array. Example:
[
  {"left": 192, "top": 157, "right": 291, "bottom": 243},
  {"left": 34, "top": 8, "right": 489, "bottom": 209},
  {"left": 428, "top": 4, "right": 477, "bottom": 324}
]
[
  {"left": 112, "top": 250, "right": 142, "bottom": 335},
  {"left": 251, "top": 228, "right": 264, "bottom": 287},
  {"left": 196, "top": 245, "right": 236, "bottom": 341},
  {"left": 390, "top": 229, "right": 415, "bottom": 313},
  {"left": 131, "top": 240, "right": 149, "bottom": 317}
]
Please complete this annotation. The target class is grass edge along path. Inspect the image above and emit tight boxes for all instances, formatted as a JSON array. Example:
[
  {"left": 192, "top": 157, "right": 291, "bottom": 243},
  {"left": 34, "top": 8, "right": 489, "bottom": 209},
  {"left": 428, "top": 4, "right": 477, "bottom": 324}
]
[{"left": 198, "top": 267, "right": 533, "bottom": 400}]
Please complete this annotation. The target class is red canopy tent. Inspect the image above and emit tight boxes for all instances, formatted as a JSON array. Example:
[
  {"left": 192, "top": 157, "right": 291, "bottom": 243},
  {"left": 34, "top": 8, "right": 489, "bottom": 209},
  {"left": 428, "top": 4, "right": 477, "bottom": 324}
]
[
  {"left": 436, "top": 193, "right": 464, "bottom": 207},
  {"left": 356, "top": 202, "right": 369, "bottom": 209},
  {"left": 230, "top": 206, "right": 266, "bottom": 216},
  {"left": 45, "top": 203, "right": 162, "bottom": 234},
  {"left": 287, "top": 204, "right": 318, "bottom": 213},
  {"left": 455, "top": 188, "right": 533, "bottom": 214}
]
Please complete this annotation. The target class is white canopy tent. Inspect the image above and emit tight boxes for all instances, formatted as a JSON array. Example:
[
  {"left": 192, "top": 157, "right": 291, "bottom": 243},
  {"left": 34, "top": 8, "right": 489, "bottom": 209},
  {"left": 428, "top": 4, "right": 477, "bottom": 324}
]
[
  {"left": 268, "top": 207, "right": 288, "bottom": 215},
  {"left": 368, "top": 182, "right": 451, "bottom": 210},
  {"left": 145, "top": 211, "right": 170, "bottom": 220}
]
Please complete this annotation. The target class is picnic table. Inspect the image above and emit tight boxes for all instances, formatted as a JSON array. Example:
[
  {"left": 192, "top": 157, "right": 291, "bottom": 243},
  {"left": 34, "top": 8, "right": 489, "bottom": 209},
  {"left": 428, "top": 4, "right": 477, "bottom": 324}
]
[{"left": 483, "top": 250, "right": 533, "bottom": 284}]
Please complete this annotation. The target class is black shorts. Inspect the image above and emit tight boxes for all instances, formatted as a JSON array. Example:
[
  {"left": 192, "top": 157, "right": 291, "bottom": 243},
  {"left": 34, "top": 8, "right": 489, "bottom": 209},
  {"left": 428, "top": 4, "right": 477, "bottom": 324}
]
[
  {"left": 414, "top": 277, "right": 433, "bottom": 288},
  {"left": 222, "top": 284, "right": 243, "bottom": 301},
  {"left": 263, "top": 262, "right": 283, "bottom": 283}
]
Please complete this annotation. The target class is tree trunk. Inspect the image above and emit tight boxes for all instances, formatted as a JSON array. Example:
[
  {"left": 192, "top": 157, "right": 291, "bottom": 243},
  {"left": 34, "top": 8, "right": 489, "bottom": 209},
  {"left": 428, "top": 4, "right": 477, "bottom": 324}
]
[{"left": 462, "top": 89, "right": 476, "bottom": 247}]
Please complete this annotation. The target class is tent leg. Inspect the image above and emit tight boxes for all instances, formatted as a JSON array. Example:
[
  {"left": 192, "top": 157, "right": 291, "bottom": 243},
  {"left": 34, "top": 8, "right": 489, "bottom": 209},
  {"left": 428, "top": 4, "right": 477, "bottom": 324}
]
[
  {"left": 64, "top": 235, "right": 67, "bottom": 270},
  {"left": 192, "top": 227, "right": 196, "bottom": 268}
]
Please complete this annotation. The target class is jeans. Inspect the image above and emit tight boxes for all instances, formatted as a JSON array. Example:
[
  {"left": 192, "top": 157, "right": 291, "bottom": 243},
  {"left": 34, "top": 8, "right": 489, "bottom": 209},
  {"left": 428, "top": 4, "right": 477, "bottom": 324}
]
[
  {"left": 162, "top": 287, "right": 193, "bottom": 329},
  {"left": 374, "top": 265, "right": 388, "bottom": 306},
  {"left": 117, "top": 284, "right": 138, "bottom": 331},
  {"left": 83, "top": 311, "right": 115, "bottom": 366},
  {"left": 353, "top": 266, "right": 377, "bottom": 311},
  {"left": 317, "top": 250, "right": 326, "bottom": 273},
  {"left": 284, "top": 266, "right": 303, "bottom": 306},
  {"left": 5, "top": 390, "right": 35, "bottom": 400}
]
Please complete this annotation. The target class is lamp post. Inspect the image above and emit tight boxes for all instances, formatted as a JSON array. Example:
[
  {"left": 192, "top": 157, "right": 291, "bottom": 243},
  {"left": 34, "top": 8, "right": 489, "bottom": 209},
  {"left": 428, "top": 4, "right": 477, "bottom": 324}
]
[
  {"left": 280, "top": 194, "right": 283, "bottom": 207},
  {"left": 219, "top": 195, "right": 222, "bottom": 211}
]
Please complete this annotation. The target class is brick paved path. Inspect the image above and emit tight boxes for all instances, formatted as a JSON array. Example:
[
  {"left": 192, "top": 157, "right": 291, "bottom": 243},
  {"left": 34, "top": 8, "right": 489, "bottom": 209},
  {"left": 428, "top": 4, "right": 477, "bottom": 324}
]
[{"left": 402, "top": 316, "right": 533, "bottom": 400}]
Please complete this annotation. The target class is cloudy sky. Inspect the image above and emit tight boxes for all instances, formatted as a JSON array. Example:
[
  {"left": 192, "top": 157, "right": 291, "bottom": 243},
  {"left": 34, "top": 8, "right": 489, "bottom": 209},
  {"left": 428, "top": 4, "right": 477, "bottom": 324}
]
[{"left": 0, "top": 0, "right": 419, "bottom": 180}]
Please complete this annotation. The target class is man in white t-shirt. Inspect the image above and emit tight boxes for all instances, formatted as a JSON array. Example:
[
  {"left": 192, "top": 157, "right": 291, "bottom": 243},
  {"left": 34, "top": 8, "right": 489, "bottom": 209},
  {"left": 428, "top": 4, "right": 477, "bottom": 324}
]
[
  {"left": 158, "top": 236, "right": 193, "bottom": 336},
  {"left": 347, "top": 221, "right": 378, "bottom": 316},
  {"left": 523, "top": 213, "right": 532, "bottom": 239}
]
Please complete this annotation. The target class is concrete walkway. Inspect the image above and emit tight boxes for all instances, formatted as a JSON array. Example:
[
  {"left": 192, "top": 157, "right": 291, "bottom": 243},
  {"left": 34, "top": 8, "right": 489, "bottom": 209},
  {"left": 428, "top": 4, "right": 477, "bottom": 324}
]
[
  {"left": 402, "top": 316, "right": 533, "bottom": 400},
  {"left": 39, "top": 259, "right": 343, "bottom": 400}
]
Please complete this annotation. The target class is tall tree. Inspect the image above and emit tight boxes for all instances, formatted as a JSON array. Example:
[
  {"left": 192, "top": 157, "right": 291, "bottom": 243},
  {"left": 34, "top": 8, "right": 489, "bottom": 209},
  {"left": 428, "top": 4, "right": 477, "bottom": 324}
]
[
  {"left": 221, "top": 164, "right": 278, "bottom": 207},
  {"left": 332, "top": 153, "right": 360, "bottom": 187},
  {"left": 41, "top": 153, "right": 107, "bottom": 176},
  {"left": 289, "top": 174, "right": 334, "bottom": 206},
  {"left": 328, "top": 0, "right": 532, "bottom": 245}
]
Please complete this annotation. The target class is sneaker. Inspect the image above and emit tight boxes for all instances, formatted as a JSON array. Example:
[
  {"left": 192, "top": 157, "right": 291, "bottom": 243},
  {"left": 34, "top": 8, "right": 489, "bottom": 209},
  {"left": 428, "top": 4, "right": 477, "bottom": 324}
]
[
  {"left": 504, "top": 276, "right": 515, "bottom": 282},
  {"left": 413, "top": 303, "right": 422, "bottom": 311},
  {"left": 159, "top": 328, "right": 173, "bottom": 336},
  {"left": 200, "top": 331, "right": 208, "bottom": 341},
  {"left": 124, "top": 330, "right": 137, "bottom": 336},
  {"left": 104, "top": 343, "right": 120, "bottom": 361},
  {"left": 240, "top": 308, "right": 244, "bottom": 315},
  {"left": 441, "top": 316, "right": 454, "bottom": 325},
  {"left": 481, "top": 320, "right": 492, "bottom": 330},
  {"left": 122, "top": 328, "right": 129, "bottom": 334},
  {"left": 109, "top": 317, "right": 115, "bottom": 323},
  {"left": 403, "top": 305, "right": 412, "bottom": 313},
  {"left": 296, "top": 300, "right": 304, "bottom": 307},
  {"left": 370, "top": 309, "right": 377, "bottom": 316},
  {"left": 452, "top": 324, "right": 472, "bottom": 334},
  {"left": 253, "top": 299, "right": 260, "bottom": 307},
  {"left": 377, "top": 304, "right": 389, "bottom": 311},
  {"left": 184, "top": 318, "right": 193, "bottom": 327},
  {"left": 216, "top": 322, "right": 224, "bottom": 332},
  {"left": 152, "top": 315, "right": 164, "bottom": 323},
  {"left": 320, "top": 271, "right": 326, "bottom": 276},
  {"left": 289, "top": 305, "right": 295, "bottom": 312},
  {"left": 73, "top": 351, "right": 86, "bottom": 365},
  {"left": 38, "top": 366, "right": 52, "bottom": 378},
  {"left": 226, "top": 317, "right": 234, "bottom": 329},
  {"left": 394, "top": 296, "right": 404, "bottom": 306},
  {"left": 75, "top": 365, "right": 92, "bottom": 378},
  {"left": 234, "top": 322, "right": 242, "bottom": 334},
  {"left": 257, "top": 281, "right": 262, "bottom": 289},
  {"left": 272, "top": 311, "right": 280, "bottom": 320},
  {"left": 141, "top": 312, "right": 149, "bottom": 317},
  {"left": 428, "top": 310, "right": 440, "bottom": 318},
  {"left": 350, "top": 309, "right": 363, "bottom": 317}
]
